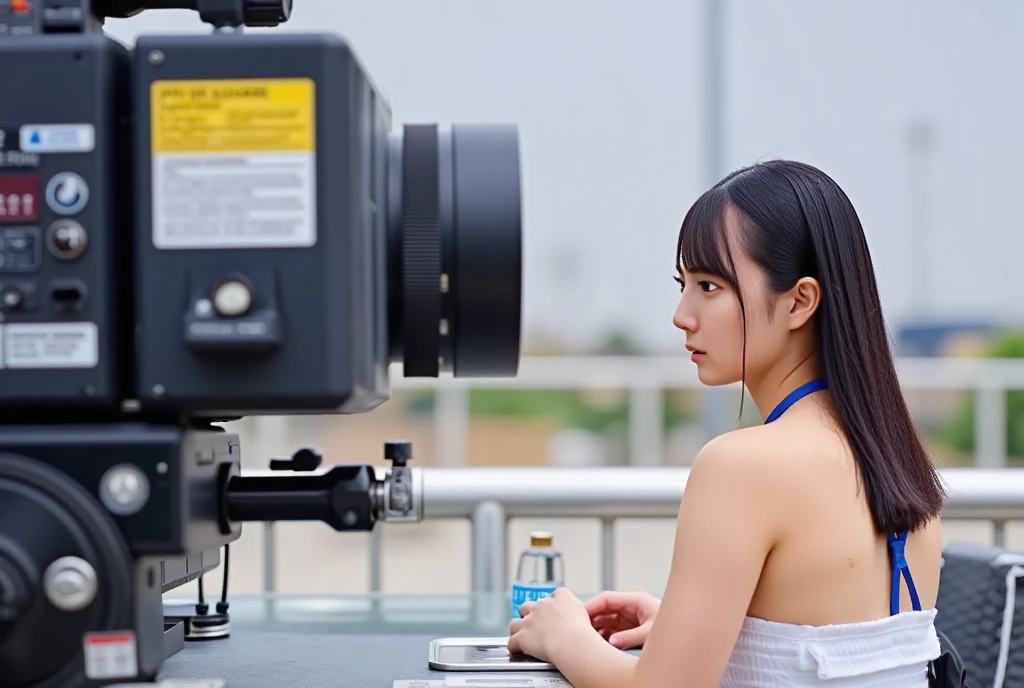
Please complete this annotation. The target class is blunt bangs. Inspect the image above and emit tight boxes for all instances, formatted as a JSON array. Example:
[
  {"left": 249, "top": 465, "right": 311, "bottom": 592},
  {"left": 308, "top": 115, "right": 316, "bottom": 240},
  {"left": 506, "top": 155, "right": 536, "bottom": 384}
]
[{"left": 675, "top": 186, "right": 740, "bottom": 290}]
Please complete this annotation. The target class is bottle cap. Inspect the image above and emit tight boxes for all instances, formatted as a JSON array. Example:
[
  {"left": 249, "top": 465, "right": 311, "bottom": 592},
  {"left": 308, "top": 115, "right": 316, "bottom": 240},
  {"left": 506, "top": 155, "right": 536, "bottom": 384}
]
[{"left": 530, "top": 531, "right": 554, "bottom": 547}]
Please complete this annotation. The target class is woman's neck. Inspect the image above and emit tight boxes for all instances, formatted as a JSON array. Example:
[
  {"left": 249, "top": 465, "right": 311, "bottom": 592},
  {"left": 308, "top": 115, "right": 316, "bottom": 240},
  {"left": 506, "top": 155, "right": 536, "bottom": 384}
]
[{"left": 747, "top": 353, "right": 824, "bottom": 423}]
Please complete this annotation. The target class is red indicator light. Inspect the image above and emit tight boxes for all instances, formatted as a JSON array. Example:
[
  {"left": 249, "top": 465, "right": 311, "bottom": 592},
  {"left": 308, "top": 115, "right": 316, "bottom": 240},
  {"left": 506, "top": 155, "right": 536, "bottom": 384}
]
[{"left": 0, "top": 175, "right": 40, "bottom": 222}]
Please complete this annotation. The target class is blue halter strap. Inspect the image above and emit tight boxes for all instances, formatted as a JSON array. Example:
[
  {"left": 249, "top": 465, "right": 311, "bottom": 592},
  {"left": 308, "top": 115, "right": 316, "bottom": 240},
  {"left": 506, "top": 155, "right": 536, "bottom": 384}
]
[
  {"left": 887, "top": 531, "right": 922, "bottom": 615},
  {"left": 763, "top": 379, "right": 829, "bottom": 424},
  {"left": 763, "top": 379, "right": 921, "bottom": 617}
]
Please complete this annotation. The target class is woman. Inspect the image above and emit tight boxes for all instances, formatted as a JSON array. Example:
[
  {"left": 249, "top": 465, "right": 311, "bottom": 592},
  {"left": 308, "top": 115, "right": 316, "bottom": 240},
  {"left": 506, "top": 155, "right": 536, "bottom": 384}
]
[{"left": 508, "top": 160, "right": 947, "bottom": 686}]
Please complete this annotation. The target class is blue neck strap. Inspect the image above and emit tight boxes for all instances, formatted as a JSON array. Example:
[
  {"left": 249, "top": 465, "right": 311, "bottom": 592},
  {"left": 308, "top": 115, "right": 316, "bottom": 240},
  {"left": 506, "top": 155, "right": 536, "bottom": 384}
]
[{"left": 763, "top": 378, "right": 828, "bottom": 424}]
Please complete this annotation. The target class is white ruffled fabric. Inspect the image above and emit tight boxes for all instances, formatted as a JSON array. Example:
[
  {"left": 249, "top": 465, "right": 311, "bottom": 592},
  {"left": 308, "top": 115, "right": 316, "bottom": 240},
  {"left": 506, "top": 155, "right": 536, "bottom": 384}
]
[{"left": 719, "top": 609, "right": 941, "bottom": 687}]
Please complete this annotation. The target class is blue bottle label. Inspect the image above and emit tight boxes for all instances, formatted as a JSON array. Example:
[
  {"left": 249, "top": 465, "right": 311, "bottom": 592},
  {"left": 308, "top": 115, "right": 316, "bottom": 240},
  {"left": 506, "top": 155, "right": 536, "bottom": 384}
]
[{"left": 511, "top": 582, "right": 560, "bottom": 620}]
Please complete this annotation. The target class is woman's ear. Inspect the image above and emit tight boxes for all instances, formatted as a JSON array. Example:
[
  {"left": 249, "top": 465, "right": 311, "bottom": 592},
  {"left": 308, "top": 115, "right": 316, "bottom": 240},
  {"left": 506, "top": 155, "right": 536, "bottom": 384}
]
[{"left": 788, "top": 277, "right": 820, "bottom": 330}]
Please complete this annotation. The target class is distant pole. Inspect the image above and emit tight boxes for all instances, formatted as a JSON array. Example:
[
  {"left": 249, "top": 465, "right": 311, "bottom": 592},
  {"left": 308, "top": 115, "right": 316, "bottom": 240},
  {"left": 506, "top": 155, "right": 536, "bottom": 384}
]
[
  {"left": 696, "top": 0, "right": 737, "bottom": 440},
  {"left": 905, "top": 119, "right": 935, "bottom": 320},
  {"left": 702, "top": 0, "right": 723, "bottom": 189},
  {"left": 698, "top": 0, "right": 735, "bottom": 440}
]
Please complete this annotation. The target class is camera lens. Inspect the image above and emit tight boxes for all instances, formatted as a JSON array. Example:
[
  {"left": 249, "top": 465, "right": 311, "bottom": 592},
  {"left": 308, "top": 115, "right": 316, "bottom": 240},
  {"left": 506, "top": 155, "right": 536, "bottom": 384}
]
[{"left": 388, "top": 123, "right": 522, "bottom": 378}]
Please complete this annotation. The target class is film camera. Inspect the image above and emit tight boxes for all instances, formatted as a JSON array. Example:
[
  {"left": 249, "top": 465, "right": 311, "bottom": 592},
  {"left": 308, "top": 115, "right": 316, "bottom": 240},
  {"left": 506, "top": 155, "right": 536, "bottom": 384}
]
[{"left": 0, "top": 0, "right": 523, "bottom": 685}]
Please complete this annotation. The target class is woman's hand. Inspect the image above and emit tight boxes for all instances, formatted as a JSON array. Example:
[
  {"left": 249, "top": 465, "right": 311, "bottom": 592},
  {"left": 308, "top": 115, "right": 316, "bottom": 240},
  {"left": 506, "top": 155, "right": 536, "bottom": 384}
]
[
  {"left": 508, "top": 588, "right": 596, "bottom": 663},
  {"left": 584, "top": 591, "right": 661, "bottom": 649}
]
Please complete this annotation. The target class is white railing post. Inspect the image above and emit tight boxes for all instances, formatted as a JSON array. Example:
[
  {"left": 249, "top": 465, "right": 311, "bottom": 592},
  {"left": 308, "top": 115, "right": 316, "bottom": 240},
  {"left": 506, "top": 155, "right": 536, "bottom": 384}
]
[
  {"left": 435, "top": 386, "right": 470, "bottom": 467},
  {"left": 994, "top": 520, "right": 1007, "bottom": 548},
  {"left": 369, "top": 526, "right": 383, "bottom": 592},
  {"left": 472, "top": 500, "right": 507, "bottom": 593},
  {"left": 601, "top": 518, "right": 616, "bottom": 591},
  {"left": 976, "top": 372, "right": 1008, "bottom": 469},
  {"left": 629, "top": 385, "right": 664, "bottom": 466},
  {"left": 262, "top": 521, "right": 276, "bottom": 594}
]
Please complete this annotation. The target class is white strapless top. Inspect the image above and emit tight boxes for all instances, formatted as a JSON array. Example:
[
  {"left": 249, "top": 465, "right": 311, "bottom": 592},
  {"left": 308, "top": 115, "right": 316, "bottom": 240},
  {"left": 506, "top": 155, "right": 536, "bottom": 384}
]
[{"left": 719, "top": 608, "right": 941, "bottom": 687}]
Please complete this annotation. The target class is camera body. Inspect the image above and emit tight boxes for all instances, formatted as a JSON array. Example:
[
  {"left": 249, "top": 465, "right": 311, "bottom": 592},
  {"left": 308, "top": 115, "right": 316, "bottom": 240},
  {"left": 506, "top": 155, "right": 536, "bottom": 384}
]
[
  {"left": 133, "top": 31, "right": 395, "bottom": 416},
  {"left": 0, "top": 31, "right": 131, "bottom": 411},
  {"left": 0, "top": 2, "right": 523, "bottom": 685},
  {"left": 0, "top": 28, "right": 521, "bottom": 419}
]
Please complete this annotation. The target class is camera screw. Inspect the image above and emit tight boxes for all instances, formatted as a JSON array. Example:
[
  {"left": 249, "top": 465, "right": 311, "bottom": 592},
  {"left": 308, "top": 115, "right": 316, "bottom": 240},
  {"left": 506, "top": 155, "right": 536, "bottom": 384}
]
[
  {"left": 148, "top": 50, "right": 165, "bottom": 66},
  {"left": 43, "top": 556, "right": 97, "bottom": 612},
  {"left": 152, "top": 384, "right": 166, "bottom": 399},
  {"left": 383, "top": 441, "right": 415, "bottom": 517},
  {"left": 99, "top": 464, "right": 150, "bottom": 516},
  {"left": 385, "top": 440, "right": 412, "bottom": 467},
  {"left": 2, "top": 288, "right": 21, "bottom": 308},
  {"left": 269, "top": 447, "right": 322, "bottom": 472}
]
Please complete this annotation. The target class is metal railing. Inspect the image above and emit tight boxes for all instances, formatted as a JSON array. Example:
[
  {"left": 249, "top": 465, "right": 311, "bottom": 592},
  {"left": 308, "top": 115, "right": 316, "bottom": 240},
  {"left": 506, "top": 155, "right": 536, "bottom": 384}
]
[
  {"left": 390, "top": 356, "right": 1024, "bottom": 469},
  {"left": 245, "top": 355, "right": 1024, "bottom": 593},
  {"left": 254, "top": 466, "right": 1024, "bottom": 594}
]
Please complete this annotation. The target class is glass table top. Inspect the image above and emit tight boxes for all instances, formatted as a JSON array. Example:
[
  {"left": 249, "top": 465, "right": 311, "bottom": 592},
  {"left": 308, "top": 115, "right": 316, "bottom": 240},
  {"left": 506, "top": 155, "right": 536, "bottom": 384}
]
[{"left": 157, "top": 593, "right": 597, "bottom": 686}]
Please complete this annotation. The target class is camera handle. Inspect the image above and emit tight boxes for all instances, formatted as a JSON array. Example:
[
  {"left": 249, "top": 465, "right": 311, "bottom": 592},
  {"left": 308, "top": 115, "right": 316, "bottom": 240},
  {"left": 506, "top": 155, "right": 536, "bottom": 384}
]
[{"left": 222, "top": 440, "right": 423, "bottom": 532}]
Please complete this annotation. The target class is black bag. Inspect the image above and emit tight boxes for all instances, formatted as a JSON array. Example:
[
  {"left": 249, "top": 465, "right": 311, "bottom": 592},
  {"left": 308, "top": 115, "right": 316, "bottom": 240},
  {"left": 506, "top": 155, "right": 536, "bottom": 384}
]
[
  {"left": 928, "top": 627, "right": 968, "bottom": 687},
  {"left": 935, "top": 543, "right": 1024, "bottom": 688}
]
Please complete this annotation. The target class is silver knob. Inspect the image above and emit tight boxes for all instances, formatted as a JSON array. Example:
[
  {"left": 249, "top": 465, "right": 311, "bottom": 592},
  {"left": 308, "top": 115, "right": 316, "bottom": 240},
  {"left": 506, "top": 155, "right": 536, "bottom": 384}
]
[
  {"left": 213, "top": 279, "right": 253, "bottom": 317},
  {"left": 99, "top": 464, "right": 150, "bottom": 516},
  {"left": 43, "top": 556, "right": 97, "bottom": 612}
]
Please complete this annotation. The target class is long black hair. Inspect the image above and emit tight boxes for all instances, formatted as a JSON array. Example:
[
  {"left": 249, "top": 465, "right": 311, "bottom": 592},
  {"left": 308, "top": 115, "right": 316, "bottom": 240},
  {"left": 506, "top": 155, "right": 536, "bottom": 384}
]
[{"left": 676, "top": 159, "right": 945, "bottom": 535}]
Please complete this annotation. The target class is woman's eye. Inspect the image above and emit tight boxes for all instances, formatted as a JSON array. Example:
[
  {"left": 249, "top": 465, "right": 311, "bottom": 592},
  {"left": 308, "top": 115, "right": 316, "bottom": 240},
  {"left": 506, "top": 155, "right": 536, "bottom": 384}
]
[{"left": 674, "top": 276, "right": 719, "bottom": 293}]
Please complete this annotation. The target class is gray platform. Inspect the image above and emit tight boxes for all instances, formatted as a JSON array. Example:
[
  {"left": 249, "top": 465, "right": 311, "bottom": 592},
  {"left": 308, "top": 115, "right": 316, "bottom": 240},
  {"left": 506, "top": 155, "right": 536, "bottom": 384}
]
[
  {"left": 159, "top": 632, "right": 571, "bottom": 686},
  {"left": 156, "top": 593, "right": 570, "bottom": 687}
]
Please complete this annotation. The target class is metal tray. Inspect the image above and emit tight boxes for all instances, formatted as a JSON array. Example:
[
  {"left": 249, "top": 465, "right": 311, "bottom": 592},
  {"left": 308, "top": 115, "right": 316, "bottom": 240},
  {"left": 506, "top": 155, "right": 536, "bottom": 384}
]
[{"left": 427, "top": 637, "right": 556, "bottom": 672}]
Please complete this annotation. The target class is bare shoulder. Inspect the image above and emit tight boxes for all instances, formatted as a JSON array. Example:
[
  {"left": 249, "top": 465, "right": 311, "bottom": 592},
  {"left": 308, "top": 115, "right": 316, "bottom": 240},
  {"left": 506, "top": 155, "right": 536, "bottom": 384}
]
[
  {"left": 690, "top": 424, "right": 808, "bottom": 492},
  {"left": 913, "top": 513, "right": 944, "bottom": 553},
  {"left": 680, "top": 427, "right": 793, "bottom": 542},
  {"left": 685, "top": 421, "right": 843, "bottom": 537}
]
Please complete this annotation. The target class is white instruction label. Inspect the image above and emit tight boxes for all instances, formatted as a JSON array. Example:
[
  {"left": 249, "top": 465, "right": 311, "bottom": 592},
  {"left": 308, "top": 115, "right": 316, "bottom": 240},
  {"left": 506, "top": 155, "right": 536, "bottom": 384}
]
[
  {"left": 19, "top": 123, "right": 96, "bottom": 153},
  {"left": 3, "top": 322, "right": 98, "bottom": 368},
  {"left": 109, "top": 681, "right": 225, "bottom": 688},
  {"left": 83, "top": 631, "right": 138, "bottom": 680},
  {"left": 394, "top": 679, "right": 571, "bottom": 688},
  {"left": 150, "top": 78, "right": 317, "bottom": 250},
  {"left": 151, "top": 153, "right": 316, "bottom": 249}
]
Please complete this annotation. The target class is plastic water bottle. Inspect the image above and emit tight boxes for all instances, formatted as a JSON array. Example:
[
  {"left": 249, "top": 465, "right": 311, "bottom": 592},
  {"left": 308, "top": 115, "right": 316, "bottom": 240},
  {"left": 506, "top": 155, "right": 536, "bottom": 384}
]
[{"left": 511, "top": 531, "right": 564, "bottom": 621}]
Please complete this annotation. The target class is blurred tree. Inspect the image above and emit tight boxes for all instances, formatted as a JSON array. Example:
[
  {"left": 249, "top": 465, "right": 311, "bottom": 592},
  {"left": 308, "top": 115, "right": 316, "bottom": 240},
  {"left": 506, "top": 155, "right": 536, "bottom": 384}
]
[
  {"left": 404, "top": 323, "right": 695, "bottom": 440},
  {"left": 593, "top": 328, "right": 644, "bottom": 355},
  {"left": 405, "top": 388, "right": 694, "bottom": 433},
  {"left": 941, "top": 330, "right": 1024, "bottom": 461},
  {"left": 468, "top": 388, "right": 692, "bottom": 433}
]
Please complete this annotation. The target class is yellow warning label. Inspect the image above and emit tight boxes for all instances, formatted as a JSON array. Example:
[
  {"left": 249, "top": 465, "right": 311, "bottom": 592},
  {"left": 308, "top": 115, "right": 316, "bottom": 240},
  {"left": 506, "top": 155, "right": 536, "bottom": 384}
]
[{"left": 150, "top": 78, "right": 315, "bottom": 154}]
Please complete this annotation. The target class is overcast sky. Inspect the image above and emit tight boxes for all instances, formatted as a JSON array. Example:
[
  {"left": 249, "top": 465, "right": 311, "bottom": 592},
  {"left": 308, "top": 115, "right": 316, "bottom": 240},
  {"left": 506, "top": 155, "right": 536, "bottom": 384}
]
[{"left": 105, "top": 0, "right": 1024, "bottom": 353}]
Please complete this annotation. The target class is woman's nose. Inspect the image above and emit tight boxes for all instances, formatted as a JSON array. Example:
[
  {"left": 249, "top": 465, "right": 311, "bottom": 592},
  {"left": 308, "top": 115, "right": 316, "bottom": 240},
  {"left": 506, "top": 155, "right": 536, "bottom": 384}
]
[{"left": 672, "top": 298, "right": 697, "bottom": 333}]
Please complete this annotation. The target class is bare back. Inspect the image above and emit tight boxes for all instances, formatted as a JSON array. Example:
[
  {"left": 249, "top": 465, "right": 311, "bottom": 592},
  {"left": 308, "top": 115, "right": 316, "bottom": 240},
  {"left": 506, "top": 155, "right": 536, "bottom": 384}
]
[{"left": 737, "top": 399, "right": 943, "bottom": 626}]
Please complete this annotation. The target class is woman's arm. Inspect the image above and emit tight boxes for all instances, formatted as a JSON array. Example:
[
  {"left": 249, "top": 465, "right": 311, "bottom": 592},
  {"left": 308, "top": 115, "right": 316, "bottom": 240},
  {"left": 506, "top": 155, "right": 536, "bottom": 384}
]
[
  {"left": 546, "top": 433, "right": 779, "bottom": 688},
  {"left": 509, "top": 431, "right": 780, "bottom": 688},
  {"left": 548, "top": 628, "right": 640, "bottom": 687},
  {"left": 633, "top": 434, "right": 779, "bottom": 687}
]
